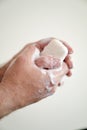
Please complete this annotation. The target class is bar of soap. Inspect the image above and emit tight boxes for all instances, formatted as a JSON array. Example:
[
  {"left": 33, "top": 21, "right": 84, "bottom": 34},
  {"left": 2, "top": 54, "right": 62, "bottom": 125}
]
[{"left": 41, "top": 39, "right": 68, "bottom": 61}]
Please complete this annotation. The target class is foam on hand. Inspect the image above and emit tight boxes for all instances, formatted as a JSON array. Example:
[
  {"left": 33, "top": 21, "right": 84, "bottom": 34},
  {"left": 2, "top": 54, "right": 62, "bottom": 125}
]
[
  {"left": 32, "top": 47, "right": 40, "bottom": 61},
  {"left": 41, "top": 39, "right": 68, "bottom": 61}
]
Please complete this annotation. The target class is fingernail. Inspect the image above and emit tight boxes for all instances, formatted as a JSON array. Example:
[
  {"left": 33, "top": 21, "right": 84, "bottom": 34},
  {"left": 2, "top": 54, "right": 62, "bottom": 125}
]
[
  {"left": 67, "top": 71, "right": 72, "bottom": 76},
  {"left": 69, "top": 49, "right": 73, "bottom": 54}
]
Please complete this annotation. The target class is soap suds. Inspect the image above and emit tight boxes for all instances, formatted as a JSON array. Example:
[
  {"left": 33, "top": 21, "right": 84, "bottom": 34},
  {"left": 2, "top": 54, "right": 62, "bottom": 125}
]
[
  {"left": 32, "top": 47, "right": 40, "bottom": 61},
  {"left": 59, "top": 76, "right": 66, "bottom": 85},
  {"left": 47, "top": 66, "right": 63, "bottom": 86},
  {"left": 47, "top": 71, "right": 56, "bottom": 85}
]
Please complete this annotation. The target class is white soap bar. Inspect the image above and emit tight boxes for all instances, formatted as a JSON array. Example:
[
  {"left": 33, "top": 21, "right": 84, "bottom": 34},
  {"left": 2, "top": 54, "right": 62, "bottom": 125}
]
[{"left": 41, "top": 39, "right": 68, "bottom": 61}]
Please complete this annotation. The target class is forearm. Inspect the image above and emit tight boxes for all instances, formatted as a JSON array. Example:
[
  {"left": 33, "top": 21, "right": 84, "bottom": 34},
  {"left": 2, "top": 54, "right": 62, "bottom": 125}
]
[{"left": 0, "top": 83, "right": 18, "bottom": 118}]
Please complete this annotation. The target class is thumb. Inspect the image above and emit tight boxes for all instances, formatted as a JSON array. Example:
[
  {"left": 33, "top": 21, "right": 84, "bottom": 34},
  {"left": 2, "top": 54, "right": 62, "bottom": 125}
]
[{"left": 35, "top": 56, "right": 61, "bottom": 69}]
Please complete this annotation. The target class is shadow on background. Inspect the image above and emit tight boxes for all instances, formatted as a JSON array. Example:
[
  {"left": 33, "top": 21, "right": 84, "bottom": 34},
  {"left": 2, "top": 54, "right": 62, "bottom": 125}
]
[{"left": 76, "top": 128, "right": 87, "bottom": 130}]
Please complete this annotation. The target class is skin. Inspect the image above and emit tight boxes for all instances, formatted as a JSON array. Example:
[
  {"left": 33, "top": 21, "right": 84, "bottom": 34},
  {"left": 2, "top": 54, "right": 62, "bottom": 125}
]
[
  {"left": 0, "top": 38, "right": 73, "bottom": 81},
  {"left": 0, "top": 38, "right": 73, "bottom": 118}
]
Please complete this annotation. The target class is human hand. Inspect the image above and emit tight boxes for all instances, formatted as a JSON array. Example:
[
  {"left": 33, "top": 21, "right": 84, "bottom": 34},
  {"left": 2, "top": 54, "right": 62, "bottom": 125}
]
[
  {"left": 0, "top": 38, "right": 73, "bottom": 118},
  {"left": 34, "top": 38, "right": 73, "bottom": 85},
  {"left": 0, "top": 48, "right": 66, "bottom": 115},
  {"left": 0, "top": 38, "right": 73, "bottom": 83}
]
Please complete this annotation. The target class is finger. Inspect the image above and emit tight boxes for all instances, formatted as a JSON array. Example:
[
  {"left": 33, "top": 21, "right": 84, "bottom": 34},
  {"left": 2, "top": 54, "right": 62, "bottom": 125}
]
[
  {"left": 66, "top": 70, "right": 72, "bottom": 77},
  {"left": 58, "top": 81, "right": 64, "bottom": 86},
  {"left": 58, "top": 83, "right": 61, "bottom": 86},
  {"left": 59, "top": 40, "right": 73, "bottom": 54},
  {"left": 47, "top": 62, "right": 69, "bottom": 86},
  {"left": 58, "top": 62, "right": 69, "bottom": 76},
  {"left": 58, "top": 76, "right": 65, "bottom": 86},
  {"left": 64, "top": 55, "right": 73, "bottom": 69},
  {"left": 35, "top": 56, "right": 61, "bottom": 69},
  {"left": 58, "top": 63, "right": 69, "bottom": 78},
  {"left": 35, "top": 37, "right": 55, "bottom": 51}
]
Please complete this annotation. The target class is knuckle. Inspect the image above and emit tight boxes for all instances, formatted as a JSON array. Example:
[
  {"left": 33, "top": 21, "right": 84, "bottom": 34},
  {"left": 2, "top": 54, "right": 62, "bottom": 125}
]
[
  {"left": 25, "top": 44, "right": 35, "bottom": 51},
  {"left": 25, "top": 43, "right": 32, "bottom": 48},
  {"left": 16, "top": 55, "right": 26, "bottom": 64},
  {"left": 49, "top": 87, "right": 56, "bottom": 95},
  {"left": 52, "top": 88, "right": 56, "bottom": 93}
]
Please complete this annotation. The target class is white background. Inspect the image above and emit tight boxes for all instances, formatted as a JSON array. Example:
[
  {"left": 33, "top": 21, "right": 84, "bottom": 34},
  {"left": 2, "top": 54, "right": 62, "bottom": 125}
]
[{"left": 0, "top": 0, "right": 87, "bottom": 130}]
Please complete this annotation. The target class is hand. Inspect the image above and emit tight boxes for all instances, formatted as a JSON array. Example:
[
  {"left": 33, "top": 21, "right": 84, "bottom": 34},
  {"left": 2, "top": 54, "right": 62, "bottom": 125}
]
[
  {"left": 34, "top": 38, "right": 73, "bottom": 85},
  {"left": 0, "top": 38, "right": 73, "bottom": 83},
  {"left": 0, "top": 38, "right": 73, "bottom": 118},
  {"left": 1, "top": 44, "right": 68, "bottom": 108}
]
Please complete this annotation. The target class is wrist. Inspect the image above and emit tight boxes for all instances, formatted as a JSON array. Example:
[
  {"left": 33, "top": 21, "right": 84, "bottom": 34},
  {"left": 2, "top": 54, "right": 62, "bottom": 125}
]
[{"left": 0, "top": 82, "right": 19, "bottom": 118}]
